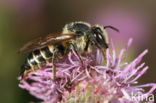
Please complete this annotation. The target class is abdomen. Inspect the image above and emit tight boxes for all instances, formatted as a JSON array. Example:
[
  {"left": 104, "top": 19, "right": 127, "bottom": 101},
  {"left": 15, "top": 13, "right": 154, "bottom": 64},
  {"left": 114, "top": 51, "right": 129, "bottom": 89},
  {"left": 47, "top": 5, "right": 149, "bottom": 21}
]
[{"left": 20, "top": 46, "right": 53, "bottom": 79}]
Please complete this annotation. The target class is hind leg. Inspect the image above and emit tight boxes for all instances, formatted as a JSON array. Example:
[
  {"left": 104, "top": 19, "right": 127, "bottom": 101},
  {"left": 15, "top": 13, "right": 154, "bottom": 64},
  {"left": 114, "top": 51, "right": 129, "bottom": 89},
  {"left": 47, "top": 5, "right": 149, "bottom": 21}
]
[{"left": 52, "top": 49, "right": 57, "bottom": 81}]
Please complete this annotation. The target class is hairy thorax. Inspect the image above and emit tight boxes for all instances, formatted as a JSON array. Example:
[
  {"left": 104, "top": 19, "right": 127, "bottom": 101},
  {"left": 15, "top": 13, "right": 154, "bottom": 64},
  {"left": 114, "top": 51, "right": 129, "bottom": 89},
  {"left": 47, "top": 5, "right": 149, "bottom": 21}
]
[{"left": 71, "top": 36, "right": 87, "bottom": 54}]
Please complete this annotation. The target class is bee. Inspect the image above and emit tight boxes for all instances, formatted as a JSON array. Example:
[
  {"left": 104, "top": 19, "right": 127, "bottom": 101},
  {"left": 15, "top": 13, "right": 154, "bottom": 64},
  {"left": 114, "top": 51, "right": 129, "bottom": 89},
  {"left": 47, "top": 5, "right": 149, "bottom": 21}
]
[{"left": 17, "top": 21, "right": 119, "bottom": 81}]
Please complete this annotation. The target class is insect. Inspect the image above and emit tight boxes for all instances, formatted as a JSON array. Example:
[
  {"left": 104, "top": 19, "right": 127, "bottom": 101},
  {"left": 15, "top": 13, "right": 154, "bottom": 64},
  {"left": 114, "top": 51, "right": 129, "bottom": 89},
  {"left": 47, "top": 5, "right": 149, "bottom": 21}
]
[{"left": 17, "top": 21, "right": 119, "bottom": 81}]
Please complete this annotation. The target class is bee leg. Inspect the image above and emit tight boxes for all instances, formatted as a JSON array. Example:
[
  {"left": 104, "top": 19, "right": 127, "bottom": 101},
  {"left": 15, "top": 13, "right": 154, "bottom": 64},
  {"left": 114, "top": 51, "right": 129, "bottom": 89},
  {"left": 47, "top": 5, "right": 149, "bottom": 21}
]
[
  {"left": 70, "top": 44, "right": 84, "bottom": 67},
  {"left": 101, "top": 48, "right": 107, "bottom": 65},
  {"left": 52, "top": 49, "right": 57, "bottom": 81},
  {"left": 21, "top": 70, "right": 28, "bottom": 81}
]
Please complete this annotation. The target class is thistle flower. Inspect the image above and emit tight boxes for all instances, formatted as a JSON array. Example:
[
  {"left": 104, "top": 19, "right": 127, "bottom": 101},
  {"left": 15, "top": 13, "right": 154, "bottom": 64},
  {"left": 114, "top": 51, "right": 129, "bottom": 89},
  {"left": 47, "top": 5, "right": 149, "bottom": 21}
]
[{"left": 18, "top": 39, "right": 156, "bottom": 103}]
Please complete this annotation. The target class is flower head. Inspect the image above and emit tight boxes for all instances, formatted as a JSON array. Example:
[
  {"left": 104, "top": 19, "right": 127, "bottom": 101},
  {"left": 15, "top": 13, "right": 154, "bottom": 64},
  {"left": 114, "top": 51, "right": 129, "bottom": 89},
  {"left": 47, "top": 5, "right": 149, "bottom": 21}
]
[{"left": 18, "top": 39, "right": 156, "bottom": 103}]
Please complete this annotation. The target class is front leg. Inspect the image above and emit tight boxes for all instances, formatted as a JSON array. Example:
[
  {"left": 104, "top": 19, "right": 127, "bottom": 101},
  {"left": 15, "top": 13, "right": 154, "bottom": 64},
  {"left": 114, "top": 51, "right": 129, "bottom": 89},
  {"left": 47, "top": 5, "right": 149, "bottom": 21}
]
[{"left": 70, "top": 43, "right": 84, "bottom": 67}]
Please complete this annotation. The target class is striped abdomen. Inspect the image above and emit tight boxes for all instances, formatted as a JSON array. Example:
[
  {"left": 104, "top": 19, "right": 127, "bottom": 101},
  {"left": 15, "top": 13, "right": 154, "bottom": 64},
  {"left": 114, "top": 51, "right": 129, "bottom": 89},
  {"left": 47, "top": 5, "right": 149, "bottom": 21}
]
[{"left": 20, "top": 46, "right": 54, "bottom": 79}]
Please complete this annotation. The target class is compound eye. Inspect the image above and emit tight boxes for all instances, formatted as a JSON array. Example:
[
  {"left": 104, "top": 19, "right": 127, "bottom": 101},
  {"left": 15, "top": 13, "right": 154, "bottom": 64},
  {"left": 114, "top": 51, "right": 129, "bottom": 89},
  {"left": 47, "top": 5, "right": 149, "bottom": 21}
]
[
  {"left": 95, "top": 33, "right": 103, "bottom": 40},
  {"left": 92, "top": 27, "right": 109, "bottom": 48},
  {"left": 92, "top": 28, "right": 103, "bottom": 41},
  {"left": 94, "top": 34, "right": 104, "bottom": 44}
]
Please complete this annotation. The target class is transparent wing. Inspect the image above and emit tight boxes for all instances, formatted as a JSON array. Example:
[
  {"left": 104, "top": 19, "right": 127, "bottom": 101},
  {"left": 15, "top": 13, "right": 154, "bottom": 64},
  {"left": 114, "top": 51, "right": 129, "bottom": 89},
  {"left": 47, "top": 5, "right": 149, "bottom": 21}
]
[{"left": 17, "top": 33, "right": 75, "bottom": 53}]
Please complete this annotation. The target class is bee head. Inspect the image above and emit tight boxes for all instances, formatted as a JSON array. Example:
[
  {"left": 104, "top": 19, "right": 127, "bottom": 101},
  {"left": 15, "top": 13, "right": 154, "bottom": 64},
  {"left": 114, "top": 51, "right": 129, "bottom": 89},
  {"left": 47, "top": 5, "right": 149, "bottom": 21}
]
[
  {"left": 90, "top": 25, "right": 109, "bottom": 49},
  {"left": 63, "top": 21, "right": 91, "bottom": 36}
]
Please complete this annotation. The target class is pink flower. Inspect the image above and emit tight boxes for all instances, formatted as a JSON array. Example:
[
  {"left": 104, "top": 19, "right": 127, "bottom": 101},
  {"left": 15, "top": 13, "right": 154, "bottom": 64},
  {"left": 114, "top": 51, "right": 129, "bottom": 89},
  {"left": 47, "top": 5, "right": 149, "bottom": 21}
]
[{"left": 18, "top": 39, "right": 156, "bottom": 103}]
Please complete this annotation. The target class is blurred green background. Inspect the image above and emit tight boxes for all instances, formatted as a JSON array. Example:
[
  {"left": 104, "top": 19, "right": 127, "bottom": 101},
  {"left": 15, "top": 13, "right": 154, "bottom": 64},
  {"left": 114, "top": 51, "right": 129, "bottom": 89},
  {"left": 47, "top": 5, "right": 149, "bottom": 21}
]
[{"left": 0, "top": 0, "right": 155, "bottom": 103}]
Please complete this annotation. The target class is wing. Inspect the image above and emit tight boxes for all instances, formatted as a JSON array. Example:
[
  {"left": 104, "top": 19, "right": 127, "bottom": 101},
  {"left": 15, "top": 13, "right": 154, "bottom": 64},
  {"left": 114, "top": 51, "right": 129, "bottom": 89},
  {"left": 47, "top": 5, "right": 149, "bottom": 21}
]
[{"left": 17, "top": 33, "right": 75, "bottom": 54}]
